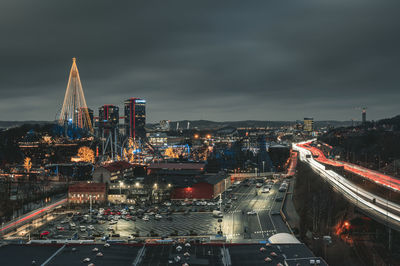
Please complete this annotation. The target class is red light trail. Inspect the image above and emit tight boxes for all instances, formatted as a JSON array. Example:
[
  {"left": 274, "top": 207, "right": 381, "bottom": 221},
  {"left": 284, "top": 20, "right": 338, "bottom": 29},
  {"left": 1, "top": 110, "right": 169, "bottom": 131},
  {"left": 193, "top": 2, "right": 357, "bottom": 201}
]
[
  {"left": 299, "top": 142, "right": 400, "bottom": 191},
  {"left": 0, "top": 198, "right": 67, "bottom": 233}
]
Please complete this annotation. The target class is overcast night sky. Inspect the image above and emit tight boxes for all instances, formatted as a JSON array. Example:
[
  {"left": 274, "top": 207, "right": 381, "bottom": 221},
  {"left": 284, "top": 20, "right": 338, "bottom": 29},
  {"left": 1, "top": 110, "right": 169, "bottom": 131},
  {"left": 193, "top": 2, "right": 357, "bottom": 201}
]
[{"left": 0, "top": 0, "right": 399, "bottom": 122}]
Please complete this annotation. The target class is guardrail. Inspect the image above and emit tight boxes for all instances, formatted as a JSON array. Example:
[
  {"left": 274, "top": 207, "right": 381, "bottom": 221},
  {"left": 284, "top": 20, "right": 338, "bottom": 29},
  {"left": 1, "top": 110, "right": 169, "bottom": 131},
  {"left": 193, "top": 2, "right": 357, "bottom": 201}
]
[
  {"left": 294, "top": 142, "right": 400, "bottom": 232},
  {"left": 278, "top": 183, "right": 295, "bottom": 235}
]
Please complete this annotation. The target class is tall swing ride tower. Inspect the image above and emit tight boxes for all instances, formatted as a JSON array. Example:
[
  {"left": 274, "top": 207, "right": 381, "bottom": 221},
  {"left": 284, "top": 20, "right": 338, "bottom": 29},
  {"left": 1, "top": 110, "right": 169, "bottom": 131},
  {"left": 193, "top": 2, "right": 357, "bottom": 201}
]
[{"left": 59, "top": 58, "right": 93, "bottom": 133}]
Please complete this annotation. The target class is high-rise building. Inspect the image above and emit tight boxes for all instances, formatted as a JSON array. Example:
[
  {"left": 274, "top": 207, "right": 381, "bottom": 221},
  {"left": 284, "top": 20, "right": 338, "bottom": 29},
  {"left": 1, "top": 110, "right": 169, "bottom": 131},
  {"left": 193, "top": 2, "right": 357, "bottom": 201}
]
[
  {"left": 74, "top": 107, "right": 93, "bottom": 131},
  {"left": 304, "top": 117, "right": 314, "bottom": 132},
  {"left": 98, "top": 105, "right": 119, "bottom": 137},
  {"left": 362, "top": 108, "right": 367, "bottom": 124},
  {"left": 124, "top": 98, "right": 146, "bottom": 139}
]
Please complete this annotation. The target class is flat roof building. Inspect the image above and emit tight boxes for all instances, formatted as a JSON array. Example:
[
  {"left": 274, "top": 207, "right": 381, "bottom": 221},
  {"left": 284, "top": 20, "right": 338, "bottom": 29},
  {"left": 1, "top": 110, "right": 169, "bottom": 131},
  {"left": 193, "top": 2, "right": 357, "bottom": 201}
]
[
  {"left": 304, "top": 117, "right": 314, "bottom": 132},
  {"left": 124, "top": 98, "right": 146, "bottom": 140}
]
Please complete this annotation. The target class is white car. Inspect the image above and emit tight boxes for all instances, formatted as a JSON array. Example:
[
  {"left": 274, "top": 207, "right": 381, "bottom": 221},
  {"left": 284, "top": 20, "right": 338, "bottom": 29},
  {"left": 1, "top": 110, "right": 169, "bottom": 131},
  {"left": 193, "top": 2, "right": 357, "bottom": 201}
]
[
  {"left": 109, "top": 220, "right": 117, "bottom": 225},
  {"left": 247, "top": 211, "right": 257, "bottom": 215},
  {"left": 262, "top": 188, "right": 270, "bottom": 193},
  {"left": 164, "top": 202, "right": 172, "bottom": 206},
  {"left": 107, "top": 226, "right": 114, "bottom": 231},
  {"left": 155, "top": 214, "right": 162, "bottom": 220},
  {"left": 88, "top": 225, "right": 95, "bottom": 230},
  {"left": 142, "top": 215, "right": 150, "bottom": 221}
]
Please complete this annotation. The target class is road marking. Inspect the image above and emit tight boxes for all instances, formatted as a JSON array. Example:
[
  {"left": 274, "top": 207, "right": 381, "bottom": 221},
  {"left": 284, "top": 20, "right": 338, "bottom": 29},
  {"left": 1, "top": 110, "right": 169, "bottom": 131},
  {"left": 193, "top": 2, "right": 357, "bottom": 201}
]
[{"left": 256, "top": 212, "right": 265, "bottom": 238}]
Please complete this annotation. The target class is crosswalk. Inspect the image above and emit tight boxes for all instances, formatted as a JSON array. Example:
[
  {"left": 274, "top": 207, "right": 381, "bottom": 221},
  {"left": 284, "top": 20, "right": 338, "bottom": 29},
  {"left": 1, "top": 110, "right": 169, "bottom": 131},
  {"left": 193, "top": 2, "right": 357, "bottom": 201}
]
[
  {"left": 226, "top": 208, "right": 271, "bottom": 214},
  {"left": 224, "top": 229, "right": 276, "bottom": 238},
  {"left": 253, "top": 230, "right": 276, "bottom": 234}
]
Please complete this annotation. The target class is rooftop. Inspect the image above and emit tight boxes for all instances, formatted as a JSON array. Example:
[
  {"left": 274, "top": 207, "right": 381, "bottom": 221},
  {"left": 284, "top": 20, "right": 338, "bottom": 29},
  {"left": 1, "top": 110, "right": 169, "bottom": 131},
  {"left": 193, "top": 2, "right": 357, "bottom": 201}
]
[
  {"left": 68, "top": 182, "right": 106, "bottom": 193},
  {"left": 100, "top": 161, "right": 135, "bottom": 172},
  {"left": 148, "top": 162, "right": 205, "bottom": 171},
  {"left": 0, "top": 241, "right": 327, "bottom": 266}
]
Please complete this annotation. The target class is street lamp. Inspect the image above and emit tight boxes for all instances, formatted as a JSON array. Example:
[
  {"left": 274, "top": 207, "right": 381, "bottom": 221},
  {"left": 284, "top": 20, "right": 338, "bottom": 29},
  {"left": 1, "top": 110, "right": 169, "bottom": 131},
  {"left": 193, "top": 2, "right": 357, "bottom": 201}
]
[
  {"left": 119, "top": 181, "right": 123, "bottom": 195},
  {"left": 262, "top": 161, "right": 265, "bottom": 174}
]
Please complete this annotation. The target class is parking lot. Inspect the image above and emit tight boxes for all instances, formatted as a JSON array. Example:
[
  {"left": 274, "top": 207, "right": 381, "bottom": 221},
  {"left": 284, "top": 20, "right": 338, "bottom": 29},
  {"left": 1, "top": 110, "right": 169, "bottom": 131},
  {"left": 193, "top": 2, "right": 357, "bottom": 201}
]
[{"left": 32, "top": 177, "right": 291, "bottom": 242}]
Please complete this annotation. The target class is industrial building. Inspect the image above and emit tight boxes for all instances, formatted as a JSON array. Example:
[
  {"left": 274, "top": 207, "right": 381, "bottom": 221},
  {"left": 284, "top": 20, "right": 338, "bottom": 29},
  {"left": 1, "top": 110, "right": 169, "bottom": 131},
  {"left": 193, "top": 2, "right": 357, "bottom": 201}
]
[
  {"left": 124, "top": 98, "right": 146, "bottom": 140},
  {"left": 170, "top": 173, "right": 231, "bottom": 200}
]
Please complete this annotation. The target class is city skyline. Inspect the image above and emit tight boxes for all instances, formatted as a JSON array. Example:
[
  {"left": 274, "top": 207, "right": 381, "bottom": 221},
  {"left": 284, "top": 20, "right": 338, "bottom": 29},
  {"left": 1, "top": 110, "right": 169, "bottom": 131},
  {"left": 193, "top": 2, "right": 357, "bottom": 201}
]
[{"left": 1, "top": 0, "right": 400, "bottom": 122}]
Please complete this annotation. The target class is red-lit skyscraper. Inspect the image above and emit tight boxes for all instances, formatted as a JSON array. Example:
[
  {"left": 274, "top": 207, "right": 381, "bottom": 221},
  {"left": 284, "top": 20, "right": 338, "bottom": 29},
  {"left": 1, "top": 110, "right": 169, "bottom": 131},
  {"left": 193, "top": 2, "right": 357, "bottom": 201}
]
[
  {"left": 98, "top": 104, "right": 119, "bottom": 137},
  {"left": 124, "top": 98, "right": 146, "bottom": 140}
]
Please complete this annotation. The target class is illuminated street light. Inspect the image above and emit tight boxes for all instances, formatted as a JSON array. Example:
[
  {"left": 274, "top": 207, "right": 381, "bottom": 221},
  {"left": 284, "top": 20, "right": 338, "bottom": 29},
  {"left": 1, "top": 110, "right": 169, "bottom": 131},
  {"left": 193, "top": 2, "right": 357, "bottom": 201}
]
[
  {"left": 153, "top": 183, "right": 158, "bottom": 189},
  {"left": 168, "top": 183, "right": 172, "bottom": 188},
  {"left": 135, "top": 182, "right": 140, "bottom": 187},
  {"left": 194, "top": 134, "right": 199, "bottom": 139},
  {"left": 119, "top": 181, "right": 123, "bottom": 194}
]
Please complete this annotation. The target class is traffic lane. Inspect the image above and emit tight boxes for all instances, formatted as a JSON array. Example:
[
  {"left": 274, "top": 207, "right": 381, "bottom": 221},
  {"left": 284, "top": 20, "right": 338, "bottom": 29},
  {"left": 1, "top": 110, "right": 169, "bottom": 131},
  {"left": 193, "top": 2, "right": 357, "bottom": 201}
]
[
  {"left": 223, "top": 184, "right": 258, "bottom": 239},
  {"left": 270, "top": 214, "right": 291, "bottom": 234},
  {"left": 236, "top": 188, "right": 271, "bottom": 239}
]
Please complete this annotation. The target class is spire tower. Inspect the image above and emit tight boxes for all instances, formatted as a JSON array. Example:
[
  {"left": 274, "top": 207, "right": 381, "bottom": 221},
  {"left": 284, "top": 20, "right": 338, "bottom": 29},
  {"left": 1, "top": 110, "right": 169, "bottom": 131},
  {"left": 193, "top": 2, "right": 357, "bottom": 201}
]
[{"left": 59, "top": 58, "right": 93, "bottom": 133}]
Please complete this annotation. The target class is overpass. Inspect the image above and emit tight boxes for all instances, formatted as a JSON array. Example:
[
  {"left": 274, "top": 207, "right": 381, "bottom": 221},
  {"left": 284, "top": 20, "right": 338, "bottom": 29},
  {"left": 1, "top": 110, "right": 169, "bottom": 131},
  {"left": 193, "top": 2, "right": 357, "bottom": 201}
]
[
  {"left": 0, "top": 198, "right": 67, "bottom": 236},
  {"left": 298, "top": 142, "right": 400, "bottom": 192},
  {"left": 293, "top": 141, "right": 400, "bottom": 232}
]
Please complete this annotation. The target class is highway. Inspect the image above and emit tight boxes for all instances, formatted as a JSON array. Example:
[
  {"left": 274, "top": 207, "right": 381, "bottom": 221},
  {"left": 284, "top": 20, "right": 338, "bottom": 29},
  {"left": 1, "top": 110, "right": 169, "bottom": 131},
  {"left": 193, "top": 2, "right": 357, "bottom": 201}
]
[
  {"left": 293, "top": 141, "right": 400, "bottom": 231},
  {"left": 0, "top": 197, "right": 67, "bottom": 236},
  {"left": 298, "top": 142, "right": 400, "bottom": 191}
]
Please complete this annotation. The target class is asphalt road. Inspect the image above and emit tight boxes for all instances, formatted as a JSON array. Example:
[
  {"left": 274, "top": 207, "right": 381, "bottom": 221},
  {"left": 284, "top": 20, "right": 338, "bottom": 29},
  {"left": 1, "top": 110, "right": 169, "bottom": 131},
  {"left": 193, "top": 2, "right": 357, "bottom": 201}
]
[{"left": 221, "top": 181, "right": 290, "bottom": 240}]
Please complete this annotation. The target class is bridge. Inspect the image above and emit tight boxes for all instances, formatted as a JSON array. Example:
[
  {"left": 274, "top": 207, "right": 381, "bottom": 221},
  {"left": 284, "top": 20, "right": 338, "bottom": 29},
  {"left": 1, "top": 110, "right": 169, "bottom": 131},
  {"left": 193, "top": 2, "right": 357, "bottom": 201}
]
[
  {"left": 0, "top": 198, "right": 67, "bottom": 236},
  {"left": 293, "top": 140, "right": 400, "bottom": 232}
]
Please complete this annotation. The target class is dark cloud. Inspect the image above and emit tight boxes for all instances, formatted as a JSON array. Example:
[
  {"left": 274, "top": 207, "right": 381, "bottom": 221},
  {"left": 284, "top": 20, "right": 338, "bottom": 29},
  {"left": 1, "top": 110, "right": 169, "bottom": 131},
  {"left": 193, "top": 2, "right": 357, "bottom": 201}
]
[{"left": 0, "top": 0, "right": 399, "bottom": 122}]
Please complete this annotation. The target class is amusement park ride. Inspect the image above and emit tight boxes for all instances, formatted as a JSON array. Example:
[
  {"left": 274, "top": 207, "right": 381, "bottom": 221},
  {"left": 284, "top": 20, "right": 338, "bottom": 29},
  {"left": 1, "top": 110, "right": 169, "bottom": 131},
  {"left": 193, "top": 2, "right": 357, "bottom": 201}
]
[
  {"left": 57, "top": 58, "right": 162, "bottom": 164},
  {"left": 59, "top": 58, "right": 93, "bottom": 134}
]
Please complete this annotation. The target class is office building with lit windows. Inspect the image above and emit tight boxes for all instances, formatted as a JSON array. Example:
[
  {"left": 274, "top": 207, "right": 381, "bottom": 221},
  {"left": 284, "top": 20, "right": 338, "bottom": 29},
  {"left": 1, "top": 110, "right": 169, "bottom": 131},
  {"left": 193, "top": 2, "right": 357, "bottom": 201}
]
[
  {"left": 303, "top": 117, "right": 314, "bottom": 132},
  {"left": 124, "top": 98, "right": 146, "bottom": 139},
  {"left": 98, "top": 105, "right": 119, "bottom": 137}
]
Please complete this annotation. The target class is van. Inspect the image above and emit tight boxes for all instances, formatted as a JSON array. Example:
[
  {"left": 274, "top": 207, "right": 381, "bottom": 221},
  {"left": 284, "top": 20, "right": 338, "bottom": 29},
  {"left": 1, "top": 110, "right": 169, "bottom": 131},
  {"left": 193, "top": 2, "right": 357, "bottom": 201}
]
[{"left": 80, "top": 226, "right": 86, "bottom": 232}]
